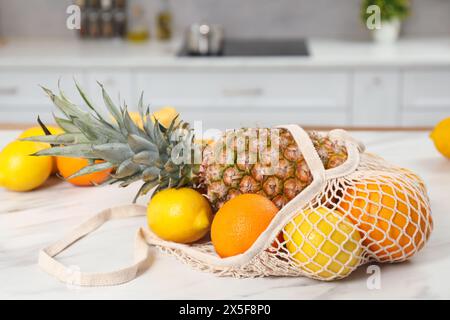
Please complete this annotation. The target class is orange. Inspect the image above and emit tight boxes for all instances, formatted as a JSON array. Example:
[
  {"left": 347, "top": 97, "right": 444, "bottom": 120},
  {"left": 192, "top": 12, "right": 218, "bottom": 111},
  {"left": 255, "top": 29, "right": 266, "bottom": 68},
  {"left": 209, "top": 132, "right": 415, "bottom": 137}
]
[
  {"left": 340, "top": 176, "right": 432, "bottom": 262},
  {"left": 56, "top": 157, "right": 112, "bottom": 186},
  {"left": 211, "top": 194, "right": 279, "bottom": 258},
  {"left": 399, "top": 167, "right": 427, "bottom": 193}
]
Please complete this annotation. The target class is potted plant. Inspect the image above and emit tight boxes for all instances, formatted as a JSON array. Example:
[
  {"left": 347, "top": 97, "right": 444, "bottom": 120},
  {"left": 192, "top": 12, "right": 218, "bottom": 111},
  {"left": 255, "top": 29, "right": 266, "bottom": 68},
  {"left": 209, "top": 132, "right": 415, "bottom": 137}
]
[{"left": 361, "top": 0, "right": 411, "bottom": 43}]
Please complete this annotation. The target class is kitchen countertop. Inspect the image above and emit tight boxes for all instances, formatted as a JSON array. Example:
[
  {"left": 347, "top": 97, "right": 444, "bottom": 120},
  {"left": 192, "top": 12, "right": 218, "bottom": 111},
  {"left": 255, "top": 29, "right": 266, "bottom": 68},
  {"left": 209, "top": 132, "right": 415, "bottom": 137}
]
[
  {"left": 1, "top": 37, "right": 450, "bottom": 68},
  {"left": 1, "top": 129, "right": 450, "bottom": 300}
]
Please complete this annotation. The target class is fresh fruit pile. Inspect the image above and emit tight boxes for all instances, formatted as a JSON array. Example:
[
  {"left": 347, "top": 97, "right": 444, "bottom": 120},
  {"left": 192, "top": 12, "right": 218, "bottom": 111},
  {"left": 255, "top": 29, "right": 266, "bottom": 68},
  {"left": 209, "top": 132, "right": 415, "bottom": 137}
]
[
  {"left": 25, "top": 84, "right": 432, "bottom": 280},
  {"left": 0, "top": 125, "right": 117, "bottom": 191}
]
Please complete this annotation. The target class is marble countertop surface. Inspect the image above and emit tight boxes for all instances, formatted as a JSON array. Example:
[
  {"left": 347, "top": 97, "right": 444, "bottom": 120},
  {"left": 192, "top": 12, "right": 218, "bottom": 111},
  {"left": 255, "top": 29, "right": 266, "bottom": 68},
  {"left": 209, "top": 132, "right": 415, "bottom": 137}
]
[
  {"left": 1, "top": 130, "right": 450, "bottom": 300},
  {"left": 1, "top": 37, "right": 450, "bottom": 68}
]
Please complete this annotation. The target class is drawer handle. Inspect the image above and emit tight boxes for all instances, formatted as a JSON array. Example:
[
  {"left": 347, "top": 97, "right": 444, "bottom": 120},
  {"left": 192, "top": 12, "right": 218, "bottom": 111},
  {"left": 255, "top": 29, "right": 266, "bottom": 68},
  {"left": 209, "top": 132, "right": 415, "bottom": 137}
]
[
  {"left": 0, "top": 86, "right": 18, "bottom": 96},
  {"left": 222, "top": 88, "right": 264, "bottom": 97}
]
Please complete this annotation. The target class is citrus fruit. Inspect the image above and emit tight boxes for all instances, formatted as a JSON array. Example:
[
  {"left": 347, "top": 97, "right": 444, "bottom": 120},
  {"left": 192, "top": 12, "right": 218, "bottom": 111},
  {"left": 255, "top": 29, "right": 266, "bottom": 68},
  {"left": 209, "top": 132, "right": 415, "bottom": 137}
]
[
  {"left": 147, "top": 188, "right": 213, "bottom": 244},
  {"left": 56, "top": 157, "right": 112, "bottom": 186},
  {"left": 0, "top": 140, "right": 53, "bottom": 192},
  {"left": 127, "top": 112, "right": 144, "bottom": 129},
  {"left": 283, "top": 207, "right": 362, "bottom": 279},
  {"left": 19, "top": 125, "right": 65, "bottom": 174},
  {"left": 117, "top": 108, "right": 178, "bottom": 129},
  {"left": 340, "top": 177, "right": 432, "bottom": 262},
  {"left": 18, "top": 125, "right": 64, "bottom": 139},
  {"left": 430, "top": 117, "right": 450, "bottom": 158},
  {"left": 151, "top": 106, "right": 179, "bottom": 128},
  {"left": 399, "top": 167, "right": 427, "bottom": 193},
  {"left": 211, "top": 194, "right": 279, "bottom": 258}
]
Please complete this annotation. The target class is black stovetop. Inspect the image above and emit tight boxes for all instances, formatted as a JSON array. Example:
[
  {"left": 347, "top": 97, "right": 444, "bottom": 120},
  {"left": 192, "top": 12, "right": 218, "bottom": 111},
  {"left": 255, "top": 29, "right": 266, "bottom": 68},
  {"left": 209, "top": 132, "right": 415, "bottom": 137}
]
[{"left": 178, "top": 39, "right": 309, "bottom": 57}]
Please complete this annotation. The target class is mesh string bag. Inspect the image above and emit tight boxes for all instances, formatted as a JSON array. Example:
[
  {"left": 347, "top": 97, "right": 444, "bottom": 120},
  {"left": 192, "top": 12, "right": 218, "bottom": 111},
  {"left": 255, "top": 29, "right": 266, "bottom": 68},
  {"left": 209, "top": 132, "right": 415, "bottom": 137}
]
[{"left": 38, "top": 125, "right": 433, "bottom": 285}]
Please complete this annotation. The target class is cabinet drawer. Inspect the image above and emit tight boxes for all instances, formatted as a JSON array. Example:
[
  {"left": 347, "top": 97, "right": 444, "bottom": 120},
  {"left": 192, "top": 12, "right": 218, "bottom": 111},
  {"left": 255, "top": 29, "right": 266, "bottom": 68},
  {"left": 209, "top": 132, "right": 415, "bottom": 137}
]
[
  {"left": 136, "top": 71, "right": 349, "bottom": 109},
  {"left": 177, "top": 107, "right": 348, "bottom": 130},
  {"left": 403, "top": 70, "right": 450, "bottom": 109},
  {"left": 0, "top": 72, "right": 84, "bottom": 108}
]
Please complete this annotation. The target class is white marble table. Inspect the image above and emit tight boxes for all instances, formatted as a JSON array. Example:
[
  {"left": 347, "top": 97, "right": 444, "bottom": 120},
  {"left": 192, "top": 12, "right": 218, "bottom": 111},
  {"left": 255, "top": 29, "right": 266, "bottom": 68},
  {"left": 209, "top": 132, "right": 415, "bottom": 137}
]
[{"left": 1, "top": 130, "right": 450, "bottom": 300}]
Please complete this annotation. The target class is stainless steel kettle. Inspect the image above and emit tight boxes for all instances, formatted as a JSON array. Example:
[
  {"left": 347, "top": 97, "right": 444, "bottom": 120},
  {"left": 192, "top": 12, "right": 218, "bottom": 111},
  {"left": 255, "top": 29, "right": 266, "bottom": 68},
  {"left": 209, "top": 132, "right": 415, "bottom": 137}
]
[{"left": 186, "top": 23, "right": 224, "bottom": 55}]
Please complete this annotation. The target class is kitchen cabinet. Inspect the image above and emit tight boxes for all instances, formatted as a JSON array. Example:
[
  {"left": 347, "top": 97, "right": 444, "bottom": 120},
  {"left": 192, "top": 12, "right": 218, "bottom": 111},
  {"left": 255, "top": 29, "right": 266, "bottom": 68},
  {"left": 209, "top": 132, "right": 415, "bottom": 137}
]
[
  {"left": 352, "top": 71, "right": 400, "bottom": 127},
  {"left": 136, "top": 71, "right": 348, "bottom": 109},
  {"left": 136, "top": 71, "right": 350, "bottom": 128},
  {"left": 1, "top": 38, "right": 450, "bottom": 128},
  {"left": 0, "top": 71, "right": 84, "bottom": 123},
  {"left": 175, "top": 109, "right": 348, "bottom": 129},
  {"left": 1, "top": 67, "right": 449, "bottom": 128},
  {"left": 401, "top": 70, "right": 450, "bottom": 126}
]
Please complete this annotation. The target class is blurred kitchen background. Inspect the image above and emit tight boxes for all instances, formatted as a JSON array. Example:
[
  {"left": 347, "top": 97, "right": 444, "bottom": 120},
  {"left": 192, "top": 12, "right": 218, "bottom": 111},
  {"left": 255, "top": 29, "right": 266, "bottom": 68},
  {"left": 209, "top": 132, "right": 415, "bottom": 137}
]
[{"left": 0, "top": 0, "right": 449, "bottom": 129}]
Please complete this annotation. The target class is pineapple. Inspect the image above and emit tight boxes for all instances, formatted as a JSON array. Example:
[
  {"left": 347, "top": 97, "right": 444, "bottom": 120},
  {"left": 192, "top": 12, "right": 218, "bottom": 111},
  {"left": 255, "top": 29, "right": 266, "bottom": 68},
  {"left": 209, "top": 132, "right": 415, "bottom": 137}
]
[{"left": 25, "top": 84, "right": 348, "bottom": 211}]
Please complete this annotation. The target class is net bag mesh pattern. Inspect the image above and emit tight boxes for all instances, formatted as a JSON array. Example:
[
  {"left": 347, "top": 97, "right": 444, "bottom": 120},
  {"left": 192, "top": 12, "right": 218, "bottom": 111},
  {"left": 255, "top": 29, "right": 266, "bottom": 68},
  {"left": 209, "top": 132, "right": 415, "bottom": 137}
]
[{"left": 142, "top": 126, "right": 433, "bottom": 281}]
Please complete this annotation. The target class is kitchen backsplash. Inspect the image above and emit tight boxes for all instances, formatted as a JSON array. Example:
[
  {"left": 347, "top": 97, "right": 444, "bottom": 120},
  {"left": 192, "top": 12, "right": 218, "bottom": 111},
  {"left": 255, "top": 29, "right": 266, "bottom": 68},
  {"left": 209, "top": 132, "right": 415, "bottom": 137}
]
[{"left": 0, "top": 0, "right": 449, "bottom": 39}]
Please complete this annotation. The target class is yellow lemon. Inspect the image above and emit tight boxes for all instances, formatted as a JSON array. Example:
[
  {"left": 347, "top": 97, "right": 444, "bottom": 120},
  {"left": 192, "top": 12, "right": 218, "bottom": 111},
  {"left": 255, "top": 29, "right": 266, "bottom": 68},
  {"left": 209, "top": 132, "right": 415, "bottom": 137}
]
[
  {"left": 151, "top": 106, "right": 179, "bottom": 128},
  {"left": 283, "top": 207, "right": 362, "bottom": 280},
  {"left": 18, "top": 125, "right": 64, "bottom": 139},
  {"left": 0, "top": 141, "right": 53, "bottom": 192},
  {"left": 19, "top": 125, "right": 64, "bottom": 174},
  {"left": 430, "top": 117, "right": 450, "bottom": 159},
  {"left": 127, "top": 112, "right": 144, "bottom": 129},
  {"left": 118, "top": 107, "right": 179, "bottom": 129},
  {"left": 147, "top": 188, "right": 213, "bottom": 244}
]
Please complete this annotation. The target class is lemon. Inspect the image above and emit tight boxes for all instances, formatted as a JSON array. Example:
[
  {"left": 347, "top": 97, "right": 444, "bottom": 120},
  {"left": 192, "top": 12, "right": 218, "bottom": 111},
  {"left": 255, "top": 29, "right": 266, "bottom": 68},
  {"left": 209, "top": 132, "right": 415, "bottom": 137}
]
[
  {"left": 151, "top": 106, "right": 179, "bottom": 128},
  {"left": 18, "top": 125, "right": 64, "bottom": 139},
  {"left": 430, "top": 117, "right": 450, "bottom": 159},
  {"left": 126, "top": 112, "right": 144, "bottom": 129},
  {"left": 19, "top": 126, "right": 64, "bottom": 174},
  {"left": 147, "top": 188, "right": 213, "bottom": 244},
  {"left": 116, "top": 107, "right": 179, "bottom": 130},
  {"left": 284, "top": 207, "right": 362, "bottom": 280},
  {"left": 0, "top": 141, "right": 53, "bottom": 192}
]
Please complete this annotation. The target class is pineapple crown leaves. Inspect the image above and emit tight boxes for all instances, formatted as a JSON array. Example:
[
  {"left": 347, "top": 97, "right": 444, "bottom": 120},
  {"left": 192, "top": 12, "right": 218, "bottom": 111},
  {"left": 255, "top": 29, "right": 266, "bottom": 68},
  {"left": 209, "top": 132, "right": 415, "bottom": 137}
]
[{"left": 23, "top": 82, "right": 198, "bottom": 201}]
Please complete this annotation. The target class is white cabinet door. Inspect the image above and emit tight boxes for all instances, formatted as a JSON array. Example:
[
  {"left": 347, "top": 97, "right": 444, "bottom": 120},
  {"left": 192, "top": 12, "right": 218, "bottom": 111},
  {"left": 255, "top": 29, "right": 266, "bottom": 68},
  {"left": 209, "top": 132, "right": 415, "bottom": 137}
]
[
  {"left": 85, "top": 71, "right": 135, "bottom": 111},
  {"left": 403, "top": 70, "right": 450, "bottom": 109},
  {"left": 402, "top": 70, "right": 450, "bottom": 126},
  {"left": 352, "top": 71, "right": 400, "bottom": 127}
]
